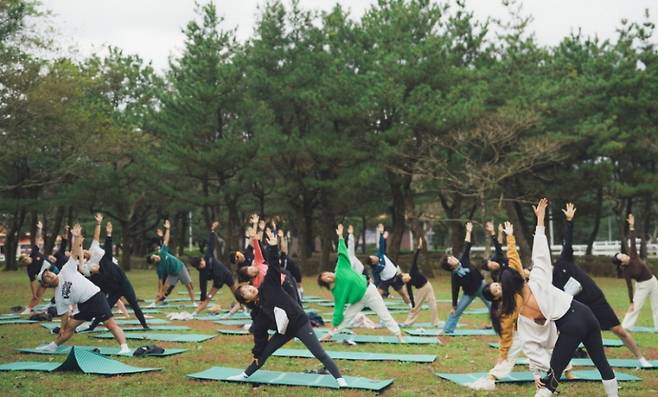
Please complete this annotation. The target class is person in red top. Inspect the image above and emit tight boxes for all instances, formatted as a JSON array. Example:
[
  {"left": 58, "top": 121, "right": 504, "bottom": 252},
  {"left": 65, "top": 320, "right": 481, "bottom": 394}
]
[{"left": 613, "top": 214, "right": 658, "bottom": 331}]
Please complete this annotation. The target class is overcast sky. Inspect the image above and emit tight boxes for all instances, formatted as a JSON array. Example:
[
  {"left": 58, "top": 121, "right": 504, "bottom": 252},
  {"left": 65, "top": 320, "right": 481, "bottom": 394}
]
[{"left": 40, "top": 0, "right": 657, "bottom": 71}]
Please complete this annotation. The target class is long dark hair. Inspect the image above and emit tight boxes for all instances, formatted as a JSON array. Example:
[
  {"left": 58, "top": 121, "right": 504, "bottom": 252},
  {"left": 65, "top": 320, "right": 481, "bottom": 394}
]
[
  {"left": 499, "top": 267, "right": 525, "bottom": 316},
  {"left": 489, "top": 299, "right": 503, "bottom": 336}
]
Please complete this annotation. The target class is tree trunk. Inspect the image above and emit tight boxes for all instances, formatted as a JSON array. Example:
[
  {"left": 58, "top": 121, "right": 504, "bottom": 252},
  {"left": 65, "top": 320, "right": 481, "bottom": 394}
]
[
  {"left": 4, "top": 208, "right": 26, "bottom": 270},
  {"left": 640, "top": 192, "right": 652, "bottom": 259},
  {"left": 301, "top": 192, "right": 315, "bottom": 259},
  {"left": 119, "top": 220, "right": 133, "bottom": 271},
  {"left": 45, "top": 206, "right": 65, "bottom": 255},
  {"left": 361, "top": 216, "right": 367, "bottom": 254},
  {"left": 29, "top": 210, "right": 38, "bottom": 247},
  {"left": 504, "top": 200, "right": 532, "bottom": 266},
  {"left": 387, "top": 171, "right": 411, "bottom": 262},
  {"left": 586, "top": 185, "right": 604, "bottom": 255},
  {"left": 226, "top": 194, "right": 241, "bottom": 254}
]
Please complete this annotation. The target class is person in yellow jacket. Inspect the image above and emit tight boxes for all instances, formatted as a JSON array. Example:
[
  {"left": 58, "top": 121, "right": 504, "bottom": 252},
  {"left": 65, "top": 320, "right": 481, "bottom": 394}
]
[{"left": 467, "top": 221, "right": 572, "bottom": 391}]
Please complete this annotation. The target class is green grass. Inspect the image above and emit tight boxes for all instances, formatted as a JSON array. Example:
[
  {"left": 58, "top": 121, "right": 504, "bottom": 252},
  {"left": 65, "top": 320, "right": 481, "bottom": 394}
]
[{"left": 0, "top": 270, "right": 656, "bottom": 396}]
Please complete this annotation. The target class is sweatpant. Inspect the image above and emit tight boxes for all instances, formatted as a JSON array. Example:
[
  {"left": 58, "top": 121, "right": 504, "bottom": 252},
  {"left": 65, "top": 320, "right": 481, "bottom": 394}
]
[
  {"left": 489, "top": 332, "right": 525, "bottom": 379},
  {"left": 335, "top": 283, "right": 401, "bottom": 335},
  {"left": 403, "top": 282, "right": 439, "bottom": 326},
  {"left": 89, "top": 277, "right": 148, "bottom": 330},
  {"left": 622, "top": 275, "right": 658, "bottom": 330},
  {"left": 543, "top": 300, "right": 614, "bottom": 392},
  {"left": 245, "top": 321, "right": 341, "bottom": 378}
]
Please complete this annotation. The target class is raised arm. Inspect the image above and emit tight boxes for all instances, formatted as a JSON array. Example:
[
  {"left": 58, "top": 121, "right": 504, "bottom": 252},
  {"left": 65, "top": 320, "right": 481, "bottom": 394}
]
[
  {"left": 347, "top": 225, "right": 356, "bottom": 258},
  {"left": 335, "top": 224, "right": 352, "bottom": 272},
  {"left": 93, "top": 213, "right": 102, "bottom": 242},
  {"left": 205, "top": 229, "right": 216, "bottom": 260},
  {"left": 103, "top": 222, "right": 113, "bottom": 263},
  {"left": 70, "top": 224, "right": 84, "bottom": 264},
  {"left": 559, "top": 203, "right": 576, "bottom": 263},
  {"left": 530, "top": 198, "right": 552, "bottom": 282},
  {"left": 376, "top": 224, "right": 386, "bottom": 259},
  {"left": 627, "top": 214, "right": 637, "bottom": 258},
  {"left": 409, "top": 239, "right": 422, "bottom": 277},
  {"left": 503, "top": 222, "right": 523, "bottom": 273},
  {"left": 163, "top": 219, "right": 171, "bottom": 247},
  {"left": 461, "top": 222, "right": 473, "bottom": 263},
  {"left": 59, "top": 225, "right": 69, "bottom": 253},
  {"left": 263, "top": 229, "right": 282, "bottom": 284},
  {"left": 35, "top": 220, "right": 44, "bottom": 250},
  {"left": 486, "top": 221, "right": 504, "bottom": 259}
]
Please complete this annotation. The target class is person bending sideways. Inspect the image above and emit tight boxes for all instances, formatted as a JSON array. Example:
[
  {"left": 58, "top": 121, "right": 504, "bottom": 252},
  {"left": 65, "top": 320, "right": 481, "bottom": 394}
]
[
  {"left": 19, "top": 220, "right": 51, "bottom": 315},
  {"left": 612, "top": 213, "right": 658, "bottom": 332},
  {"left": 555, "top": 205, "right": 651, "bottom": 367},
  {"left": 440, "top": 221, "right": 491, "bottom": 335},
  {"left": 500, "top": 199, "right": 617, "bottom": 397},
  {"left": 318, "top": 224, "right": 404, "bottom": 343},
  {"left": 82, "top": 214, "right": 149, "bottom": 331},
  {"left": 400, "top": 238, "right": 439, "bottom": 327},
  {"left": 229, "top": 230, "right": 347, "bottom": 387},
  {"left": 35, "top": 224, "right": 130, "bottom": 354},
  {"left": 364, "top": 224, "right": 411, "bottom": 304},
  {"left": 471, "top": 221, "right": 573, "bottom": 391},
  {"left": 278, "top": 229, "right": 303, "bottom": 300},
  {"left": 147, "top": 219, "right": 195, "bottom": 306},
  {"left": 190, "top": 222, "right": 236, "bottom": 316}
]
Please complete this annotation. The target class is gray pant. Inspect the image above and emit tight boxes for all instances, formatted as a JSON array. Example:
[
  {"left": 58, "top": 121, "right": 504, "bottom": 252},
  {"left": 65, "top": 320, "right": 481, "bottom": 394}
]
[{"left": 166, "top": 265, "right": 192, "bottom": 286}]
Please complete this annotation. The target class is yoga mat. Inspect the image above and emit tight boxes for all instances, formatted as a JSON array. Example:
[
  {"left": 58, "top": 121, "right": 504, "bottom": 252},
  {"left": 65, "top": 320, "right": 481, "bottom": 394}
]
[
  {"left": 188, "top": 366, "right": 393, "bottom": 391},
  {"left": 218, "top": 329, "right": 249, "bottom": 335},
  {"left": 515, "top": 357, "right": 658, "bottom": 369},
  {"left": 272, "top": 348, "right": 436, "bottom": 363},
  {"left": 94, "top": 332, "right": 216, "bottom": 343},
  {"left": 214, "top": 319, "right": 252, "bottom": 326},
  {"left": 489, "top": 339, "right": 624, "bottom": 348},
  {"left": 629, "top": 326, "right": 657, "bottom": 333},
  {"left": 0, "top": 319, "right": 38, "bottom": 325},
  {"left": 46, "top": 319, "right": 170, "bottom": 327},
  {"left": 0, "top": 314, "right": 20, "bottom": 320},
  {"left": 329, "top": 333, "right": 440, "bottom": 345},
  {"left": 40, "top": 323, "right": 190, "bottom": 333},
  {"left": 400, "top": 322, "right": 444, "bottom": 328},
  {"left": 17, "top": 345, "right": 188, "bottom": 357},
  {"left": 115, "top": 309, "right": 161, "bottom": 314},
  {"left": 404, "top": 328, "right": 495, "bottom": 336},
  {"left": 0, "top": 346, "right": 159, "bottom": 375},
  {"left": 301, "top": 297, "right": 331, "bottom": 303},
  {"left": 435, "top": 370, "right": 640, "bottom": 385},
  {"left": 196, "top": 312, "right": 251, "bottom": 320},
  {"left": 463, "top": 308, "right": 489, "bottom": 315}
]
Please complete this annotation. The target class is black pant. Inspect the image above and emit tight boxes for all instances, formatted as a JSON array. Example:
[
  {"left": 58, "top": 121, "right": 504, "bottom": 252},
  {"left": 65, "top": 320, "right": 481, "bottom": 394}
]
[
  {"left": 543, "top": 300, "right": 615, "bottom": 391},
  {"left": 89, "top": 277, "right": 148, "bottom": 330},
  {"left": 244, "top": 322, "right": 341, "bottom": 379}
]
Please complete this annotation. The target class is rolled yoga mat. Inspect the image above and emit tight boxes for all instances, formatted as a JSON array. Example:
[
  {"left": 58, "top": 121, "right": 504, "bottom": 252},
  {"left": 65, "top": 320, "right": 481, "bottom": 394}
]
[
  {"left": 0, "top": 346, "right": 160, "bottom": 375},
  {"left": 188, "top": 366, "right": 393, "bottom": 391}
]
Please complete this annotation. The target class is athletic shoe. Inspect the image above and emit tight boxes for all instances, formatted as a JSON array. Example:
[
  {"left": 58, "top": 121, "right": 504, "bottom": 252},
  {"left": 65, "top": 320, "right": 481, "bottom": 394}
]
[
  {"left": 534, "top": 388, "right": 553, "bottom": 397},
  {"left": 638, "top": 357, "right": 653, "bottom": 368},
  {"left": 20, "top": 308, "right": 32, "bottom": 315},
  {"left": 466, "top": 377, "right": 495, "bottom": 391},
  {"left": 142, "top": 326, "right": 152, "bottom": 331},
  {"left": 36, "top": 343, "right": 58, "bottom": 353},
  {"left": 118, "top": 346, "right": 132, "bottom": 355},
  {"left": 336, "top": 378, "right": 347, "bottom": 388},
  {"left": 227, "top": 373, "right": 249, "bottom": 381},
  {"left": 146, "top": 302, "right": 157, "bottom": 308},
  {"left": 192, "top": 302, "right": 198, "bottom": 308}
]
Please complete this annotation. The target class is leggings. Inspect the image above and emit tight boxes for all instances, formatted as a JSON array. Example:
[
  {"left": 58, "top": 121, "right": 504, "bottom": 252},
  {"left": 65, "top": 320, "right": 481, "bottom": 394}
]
[
  {"left": 244, "top": 321, "right": 341, "bottom": 379},
  {"left": 89, "top": 277, "right": 148, "bottom": 330},
  {"left": 542, "top": 300, "right": 614, "bottom": 391}
]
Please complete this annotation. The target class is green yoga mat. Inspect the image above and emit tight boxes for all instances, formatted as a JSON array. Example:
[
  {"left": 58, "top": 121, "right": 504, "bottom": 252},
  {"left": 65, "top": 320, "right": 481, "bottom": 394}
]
[
  {"left": 515, "top": 357, "right": 658, "bottom": 369},
  {"left": 0, "top": 346, "right": 160, "bottom": 375},
  {"left": 400, "top": 322, "right": 443, "bottom": 328},
  {"left": 46, "top": 319, "right": 170, "bottom": 327},
  {"left": 214, "top": 319, "right": 252, "bottom": 326},
  {"left": 40, "top": 323, "right": 190, "bottom": 333},
  {"left": 218, "top": 329, "right": 250, "bottom": 335},
  {"left": 463, "top": 308, "right": 489, "bottom": 315},
  {"left": 188, "top": 366, "right": 393, "bottom": 391},
  {"left": 404, "top": 328, "right": 495, "bottom": 336},
  {"left": 272, "top": 348, "right": 436, "bottom": 363},
  {"left": 0, "top": 319, "right": 37, "bottom": 325},
  {"left": 629, "top": 326, "right": 657, "bottom": 333},
  {"left": 17, "top": 345, "right": 188, "bottom": 357},
  {"left": 435, "top": 370, "right": 640, "bottom": 385},
  {"left": 329, "top": 333, "right": 439, "bottom": 345},
  {"left": 489, "top": 339, "right": 624, "bottom": 348},
  {"left": 0, "top": 314, "right": 20, "bottom": 320},
  {"left": 196, "top": 312, "right": 251, "bottom": 321},
  {"left": 95, "top": 332, "right": 216, "bottom": 343}
]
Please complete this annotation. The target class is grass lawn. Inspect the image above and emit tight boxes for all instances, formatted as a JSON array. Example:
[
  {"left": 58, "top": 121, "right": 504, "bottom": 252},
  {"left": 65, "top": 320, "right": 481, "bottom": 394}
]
[{"left": 0, "top": 270, "right": 656, "bottom": 396}]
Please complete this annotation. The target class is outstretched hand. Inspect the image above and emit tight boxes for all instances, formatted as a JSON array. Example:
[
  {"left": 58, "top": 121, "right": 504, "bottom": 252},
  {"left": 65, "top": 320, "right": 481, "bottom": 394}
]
[
  {"left": 106, "top": 222, "right": 113, "bottom": 235},
  {"left": 465, "top": 222, "right": 473, "bottom": 233},
  {"left": 211, "top": 221, "right": 219, "bottom": 231},
  {"left": 503, "top": 221, "right": 513, "bottom": 236},
  {"left": 562, "top": 203, "right": 576, "bottom": 221},
  {"left": 265, "top": 228, "right": 277, "bottom": 246},
  {"left": 95, "top": 213, "right": 103, "bottom": 224},
  {"left": 71, "top": 224, "right": 82, "bottom": 237},
  {"left": 377, "top": 223, "right": 384, "bottom": 233},
  {"left": 417, "top": 238, "right": 423, "bottom": 249},
  {"left": 163, "top": 219, "right": 171, "bottom": 229},
  {"left": 627, "top": 213, "right": 635, "bottom": 227},
  {"left": 336, "top": 224, "right": 344, "bottom": 238},
  {"left": 532, "top": 198, "right": 548, "bottom": 225},
  {"left": 36, "top": 220, "right": 43, "bottom": 230}
]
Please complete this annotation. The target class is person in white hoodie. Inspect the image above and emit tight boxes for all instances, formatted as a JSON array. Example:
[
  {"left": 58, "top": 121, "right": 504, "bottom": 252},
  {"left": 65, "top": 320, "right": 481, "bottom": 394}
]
[{"left": 492, "top": 198, "right": 617, "bottom": 397}]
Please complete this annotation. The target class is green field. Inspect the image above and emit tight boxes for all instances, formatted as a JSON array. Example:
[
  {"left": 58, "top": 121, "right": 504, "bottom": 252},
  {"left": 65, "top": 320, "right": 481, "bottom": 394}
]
[{"left": 0, "top": 270, "right": 656, "bottom": 397}]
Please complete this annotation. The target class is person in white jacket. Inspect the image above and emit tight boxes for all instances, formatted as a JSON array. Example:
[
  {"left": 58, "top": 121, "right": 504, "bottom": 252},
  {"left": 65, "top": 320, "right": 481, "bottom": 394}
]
[{"left": 493, "top": 198, "right": 617, "bottom": 397}]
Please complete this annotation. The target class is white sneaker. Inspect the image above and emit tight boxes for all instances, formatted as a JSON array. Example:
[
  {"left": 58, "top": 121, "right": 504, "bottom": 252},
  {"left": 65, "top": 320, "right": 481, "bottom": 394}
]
[
  {"left": 118, "top": 347, "right": 132, "bottom": 355},
  {"left": 192, "top": 302, "right": 198, "bottom": 308},
  {"left": 466, "top": 377, "right": 495, "bottom": 391},
  {"left": 146, "top": 302, "right": 157, "bottom": 308},
  {"left": 20, "top": 308, "right": 32, "bottom": 315},
  {"left": 638, "top": 357, "right": 653, "bottom": 368},
  {"left": 336, "top": 377, "right": 347, "bottom": 387},
  {"left": 36, "top": 342, "right": 58, "bottom": 353},
  {"left": 227, "top": 372, "right": 248, "bottom": 381},
  {"left": 534, "top": 387, "right": 553, "bottom": 397}
]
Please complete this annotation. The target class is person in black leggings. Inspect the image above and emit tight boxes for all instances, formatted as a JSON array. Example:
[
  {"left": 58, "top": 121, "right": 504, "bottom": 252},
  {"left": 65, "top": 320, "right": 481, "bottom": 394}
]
[
  {"left": 229, "top": 228, "right": 346, "bottom": 387},
  {"left": 84, "top": 215, "right": 149, "bottom": 331}
]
